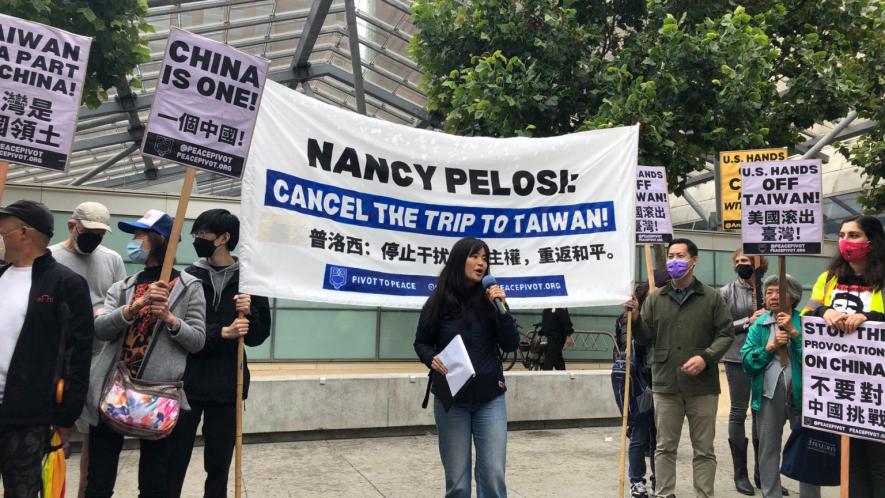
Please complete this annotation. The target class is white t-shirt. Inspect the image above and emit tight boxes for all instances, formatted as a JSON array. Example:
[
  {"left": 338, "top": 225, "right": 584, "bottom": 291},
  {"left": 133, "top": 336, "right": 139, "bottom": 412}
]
[{"left": 0, "top": 266, "right": 33, "bottom": 403}]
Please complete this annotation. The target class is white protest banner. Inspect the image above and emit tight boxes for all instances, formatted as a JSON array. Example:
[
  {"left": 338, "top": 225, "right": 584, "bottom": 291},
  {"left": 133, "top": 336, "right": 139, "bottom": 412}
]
[
  {"left": 635, "top": 165, "right": 672, "bottom": 244},
  {"left": 142, "top": 28, "right": 269, "bottom": 179},
  {"left": 239, "top": 81, "right": 639, "bottom": 309},
  {"left": 740, "top": 159, "right": 822, "bottom": 255},
  {"left": 802, "top": 316, "right": 885, "bottom": 443},
  {"left": 0, "top": 13, "right": 91, "bottom": 172}
]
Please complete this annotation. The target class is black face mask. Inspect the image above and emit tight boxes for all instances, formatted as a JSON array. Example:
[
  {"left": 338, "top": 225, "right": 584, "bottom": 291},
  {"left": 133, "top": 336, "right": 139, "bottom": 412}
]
[
  {"left": 193, "top": 237, "right": 218, "bottom": 258},
  {"left": 75, "top": 232, "right": 103, "bottom": 254},
  {"left": 735, "top": 263, "right": 754, "bottom": 280}
]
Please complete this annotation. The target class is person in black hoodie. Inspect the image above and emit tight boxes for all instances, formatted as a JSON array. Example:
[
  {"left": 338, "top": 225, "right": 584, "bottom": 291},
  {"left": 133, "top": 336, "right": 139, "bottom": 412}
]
[
  {"left": 0, "top": 200, "right": 93, "bottom": 498},
  {"left": 167, "top": 209, "right": 270, "bottom": 498},
  {"left": 414, "top": 237, "right": 519, "bottom": 498}
]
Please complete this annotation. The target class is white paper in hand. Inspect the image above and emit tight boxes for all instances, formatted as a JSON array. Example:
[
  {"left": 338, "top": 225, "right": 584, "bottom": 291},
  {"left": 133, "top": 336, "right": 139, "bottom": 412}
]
[{"left": 438, "top": 335, "right": 476, "bottom": 396}]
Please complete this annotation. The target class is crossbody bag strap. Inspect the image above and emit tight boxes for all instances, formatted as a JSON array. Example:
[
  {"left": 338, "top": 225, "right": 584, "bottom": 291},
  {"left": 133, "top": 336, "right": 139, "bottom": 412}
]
[{"left": 421, "top": 370, "right": 432, "bottom": 409}]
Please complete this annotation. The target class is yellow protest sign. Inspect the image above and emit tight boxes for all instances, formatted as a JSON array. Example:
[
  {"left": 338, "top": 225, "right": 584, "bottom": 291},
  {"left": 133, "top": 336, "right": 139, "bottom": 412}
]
[{"left": 719, "top": 148, "right": 788, "bottom": 229}]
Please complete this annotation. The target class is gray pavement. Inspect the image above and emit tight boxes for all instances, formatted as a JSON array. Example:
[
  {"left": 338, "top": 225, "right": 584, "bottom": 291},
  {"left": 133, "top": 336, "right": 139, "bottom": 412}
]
[{"left": 64, "top": 418, "right": 838, "bottom": 497}]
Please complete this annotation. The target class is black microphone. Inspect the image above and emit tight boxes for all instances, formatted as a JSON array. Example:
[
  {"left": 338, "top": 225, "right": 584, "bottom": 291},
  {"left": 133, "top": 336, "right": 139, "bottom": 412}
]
[{"left": 482, "top": 275, "right": 508, "bottom": 315}]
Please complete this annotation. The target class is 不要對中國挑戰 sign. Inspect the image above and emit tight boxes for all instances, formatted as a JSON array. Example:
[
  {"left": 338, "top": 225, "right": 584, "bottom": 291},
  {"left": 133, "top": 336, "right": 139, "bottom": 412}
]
[{"left": 802, "top": 316, "right": 885, "bottom": 443}]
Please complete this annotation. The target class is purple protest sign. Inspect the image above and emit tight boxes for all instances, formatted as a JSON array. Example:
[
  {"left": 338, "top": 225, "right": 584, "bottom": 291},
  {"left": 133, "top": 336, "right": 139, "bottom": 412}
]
[
  {"left": 142, "top": 28, "right": 269, "bottom": 179},
  {"left": 740, "top": 159, "right": 822, "bottom": 255},
  {"left": 0, "top": 14, "right": 91, "bottom": 172},
  {"left": 635, "top": 165, "right": 672, "bottom": 244},
  {"left": 802, "top": 316, "right": 885, "bottom": 442}
]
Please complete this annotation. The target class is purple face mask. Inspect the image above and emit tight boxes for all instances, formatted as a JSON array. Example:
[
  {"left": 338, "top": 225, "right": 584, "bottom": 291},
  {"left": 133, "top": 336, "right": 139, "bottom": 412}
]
[{"left": 666, "top": 258, "right": 691, "bottom": 280}]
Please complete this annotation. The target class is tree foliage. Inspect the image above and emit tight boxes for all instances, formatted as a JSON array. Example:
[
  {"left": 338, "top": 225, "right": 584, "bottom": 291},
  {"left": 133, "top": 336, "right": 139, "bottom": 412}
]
[
  {"left": 1, "top": 0, "right": 153, "bottom": 108},
  {"left": 410, "top": 0, "right": 885, "bottom": 210}
]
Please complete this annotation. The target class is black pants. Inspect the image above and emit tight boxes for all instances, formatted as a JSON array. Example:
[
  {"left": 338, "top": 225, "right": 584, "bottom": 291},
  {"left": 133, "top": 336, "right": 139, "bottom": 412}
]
[
  {"left": 0, "top": 425, "right": 46, "bottom": 498},
  {"left": 850, "top": 438, "right": 885, "bottom": 498},
  {"left": 167, "top": 400, "right": 237, "bottom": 498},
  {"left": 542, "top": 337, "right": 566, "bottom": 370},
  {"left": 84, "top": 421, "right": 174, "bottom": 498}
]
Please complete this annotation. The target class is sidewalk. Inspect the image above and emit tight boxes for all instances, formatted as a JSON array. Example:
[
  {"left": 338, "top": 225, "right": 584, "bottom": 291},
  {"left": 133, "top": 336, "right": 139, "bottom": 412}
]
[{"left": 64, "top": 418, "right": 839, "bottom": 497}]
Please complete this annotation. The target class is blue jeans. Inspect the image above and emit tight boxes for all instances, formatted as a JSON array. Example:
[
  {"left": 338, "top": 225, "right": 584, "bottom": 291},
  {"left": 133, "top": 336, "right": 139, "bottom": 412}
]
[
  {"left": 629, "top": 411, "right": 656, "bottom": 485},
  {"left": 434, "top": 395, "right": 508, "bottom": 498}
]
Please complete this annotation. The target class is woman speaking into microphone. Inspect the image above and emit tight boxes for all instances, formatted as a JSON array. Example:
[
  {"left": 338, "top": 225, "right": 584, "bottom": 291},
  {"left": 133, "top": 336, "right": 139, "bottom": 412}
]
[{"left": 414, "top": 237, "right": 520, "bottom": 498}]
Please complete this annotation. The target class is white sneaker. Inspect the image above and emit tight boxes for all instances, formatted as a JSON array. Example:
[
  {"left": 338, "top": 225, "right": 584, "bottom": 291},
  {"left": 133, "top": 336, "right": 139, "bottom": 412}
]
[{"left": 631, "top": 481, "right": 649, "bottom": 498}]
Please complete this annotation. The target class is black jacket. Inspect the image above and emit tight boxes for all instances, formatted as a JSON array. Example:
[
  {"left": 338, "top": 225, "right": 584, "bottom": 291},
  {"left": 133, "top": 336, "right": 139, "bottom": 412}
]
[
  {"left": 182, "top": 261, "right": 270, "bottom": 403},
  {"left": 0, "top": 252, "right": 93, "bottom": 427},
  {"left": 541, "top": 308, "right": 574, "bottom": 341},
  {"left": 414, "top": 303, "right": 519, "bottom": 404}
]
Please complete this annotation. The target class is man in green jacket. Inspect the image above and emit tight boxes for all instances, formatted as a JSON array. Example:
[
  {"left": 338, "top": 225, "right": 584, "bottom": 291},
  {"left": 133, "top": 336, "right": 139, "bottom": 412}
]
[{"left": 627, "top": 238, "right": 734, "bottom": 498}]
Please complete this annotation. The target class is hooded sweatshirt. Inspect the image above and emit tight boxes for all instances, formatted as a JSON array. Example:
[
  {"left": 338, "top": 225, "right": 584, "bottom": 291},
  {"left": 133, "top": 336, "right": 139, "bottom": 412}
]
[{"left": 182, "top": 260, "right": 270, "bottom": 403}]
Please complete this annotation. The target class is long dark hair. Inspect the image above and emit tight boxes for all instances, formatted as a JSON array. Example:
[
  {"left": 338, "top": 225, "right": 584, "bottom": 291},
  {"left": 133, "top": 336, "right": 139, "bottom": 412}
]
[
  {"left": 827, "top": 215, "right": 885, "bottom": 291},
  {"left": 420, "top": 237, "right": 495, "bottom": 329}
]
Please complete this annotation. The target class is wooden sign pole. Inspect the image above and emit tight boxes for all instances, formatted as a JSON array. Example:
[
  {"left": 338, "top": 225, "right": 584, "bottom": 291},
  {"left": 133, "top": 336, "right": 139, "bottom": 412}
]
[
  {"left": 0, "top": 161, "right": 9, "bottom": 204},
  {"left": 644, "top": 244, "right": 657, "bottom": 291},
  {"left": 235, "top": 317, "right": 245, "bottom": 498},
  {"left": 619, "top": 245, "right": 657, "bottom": 496},
  {"left": 158, "top": 168, "right": 196, "bottom": 282},
  {"left": 841, "top": 436, "right": 850, "bottom": 497},
  {"left": 776, "top": 256, "right": 789, "bottom": 367},
  {"left": 617, "top": 315, "right": 633, "bottom": 497}
]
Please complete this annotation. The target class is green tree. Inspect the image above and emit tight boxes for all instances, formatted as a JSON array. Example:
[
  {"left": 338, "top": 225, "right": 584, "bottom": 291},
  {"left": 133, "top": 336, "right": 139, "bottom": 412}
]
[
  {"left": 410, "top": 0, "right": 885, "bottom": 209},
  {"left": 1, "top": 0, "right": 153, "bottom": 108}
]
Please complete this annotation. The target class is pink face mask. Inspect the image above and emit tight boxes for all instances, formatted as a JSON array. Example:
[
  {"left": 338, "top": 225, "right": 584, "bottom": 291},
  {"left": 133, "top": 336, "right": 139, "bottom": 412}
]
[{"left": 839, "top": 239, "right": 871, "bottom": 262}]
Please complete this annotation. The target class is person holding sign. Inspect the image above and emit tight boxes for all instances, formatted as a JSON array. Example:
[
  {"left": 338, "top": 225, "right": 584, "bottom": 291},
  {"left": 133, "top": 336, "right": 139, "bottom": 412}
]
[
  {"left": 628, "top": 238, "right": 734, "bottom": 498},
  {"left": 719, "top": 250, "right": 769, "bottom": 495},
  {"left": 741, "top": 274, "right": 820, "bottom": 498},
  {"left": 82, "top": 210, "right": 206, "bottom": 498},
  {"left": 167, "top": 209, "right": 271, "bottom": 498},
  {"left": 804, "top": 215, "right": 885, "bottom": 497},
  {"left": 414, "top": 237, "right": 520, "bottom": 498}
]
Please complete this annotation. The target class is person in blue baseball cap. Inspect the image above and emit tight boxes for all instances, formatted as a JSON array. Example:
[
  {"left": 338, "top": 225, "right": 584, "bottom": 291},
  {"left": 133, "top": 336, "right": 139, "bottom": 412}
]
[{"left": 82, "top": 209, "right": 206, "bottom": 497}]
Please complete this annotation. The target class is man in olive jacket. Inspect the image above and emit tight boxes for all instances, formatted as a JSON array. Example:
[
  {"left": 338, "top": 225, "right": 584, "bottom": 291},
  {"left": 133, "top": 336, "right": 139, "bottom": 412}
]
[{"left": 628, "top": 238, "right": 734, "bottom": 498}]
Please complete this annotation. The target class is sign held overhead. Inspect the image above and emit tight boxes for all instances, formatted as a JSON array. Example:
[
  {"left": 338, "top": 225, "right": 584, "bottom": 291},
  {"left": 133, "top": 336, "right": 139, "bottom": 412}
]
[
  {"left": 0, "top": 13, "right": 91, "bottom": 172},
  {"left": 142, "top": 28, "right": 269, "bottom": 179}
]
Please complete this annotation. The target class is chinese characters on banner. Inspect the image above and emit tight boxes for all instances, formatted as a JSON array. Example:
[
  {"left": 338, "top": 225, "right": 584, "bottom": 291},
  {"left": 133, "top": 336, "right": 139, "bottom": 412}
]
[
  {"left": 0, "top": 14, "right": 91, "bottom": 171},
  {"left": 802, "top": 316, "right": 885, "bottom": 443},
  {"left": 635, "top": 165, "right": 672, "bottom": 244},
  {"left": 142, "top": 28, "right": 269, "bottom": 178},
  {"left": 719, "top": 148, "right": 788, "bottom": 230},
  {"left": 239, "top": 82, "right": 639, "bottom": 309},
  {"left": 740, "top": 159, "right": 823, "bottom": 255}
]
